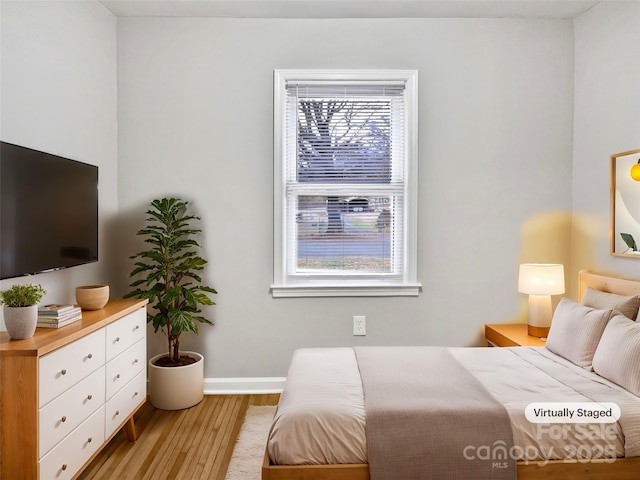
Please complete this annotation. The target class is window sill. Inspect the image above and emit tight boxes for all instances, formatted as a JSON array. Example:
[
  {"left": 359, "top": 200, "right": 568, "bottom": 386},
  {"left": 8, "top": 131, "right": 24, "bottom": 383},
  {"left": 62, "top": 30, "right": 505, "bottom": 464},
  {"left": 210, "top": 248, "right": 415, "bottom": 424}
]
[{"left": 270, "top": 283, "right": 422, "bottom": 298}]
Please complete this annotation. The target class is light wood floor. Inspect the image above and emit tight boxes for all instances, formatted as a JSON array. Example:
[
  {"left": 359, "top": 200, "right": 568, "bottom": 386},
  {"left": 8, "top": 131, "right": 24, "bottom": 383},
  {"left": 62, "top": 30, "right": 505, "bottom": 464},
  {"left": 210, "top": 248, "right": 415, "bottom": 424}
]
[{"left": 78, "top": 394, "right": 280, "bottom": 480}]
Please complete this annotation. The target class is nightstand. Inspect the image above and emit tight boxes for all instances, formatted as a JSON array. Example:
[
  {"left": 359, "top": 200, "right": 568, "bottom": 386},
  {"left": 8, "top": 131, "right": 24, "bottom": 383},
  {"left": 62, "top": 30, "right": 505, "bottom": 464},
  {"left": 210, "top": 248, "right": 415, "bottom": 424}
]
[{"left": 485, "top": 323, "right": 547, "bottom": 347}]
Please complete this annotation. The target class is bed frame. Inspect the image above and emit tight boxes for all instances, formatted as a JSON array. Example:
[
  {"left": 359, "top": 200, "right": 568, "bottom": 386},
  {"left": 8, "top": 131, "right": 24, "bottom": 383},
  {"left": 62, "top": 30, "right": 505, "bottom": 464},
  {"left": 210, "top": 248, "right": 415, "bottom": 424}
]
[{"left": 262, "top": 270, "right": 640, "bottom": 480}]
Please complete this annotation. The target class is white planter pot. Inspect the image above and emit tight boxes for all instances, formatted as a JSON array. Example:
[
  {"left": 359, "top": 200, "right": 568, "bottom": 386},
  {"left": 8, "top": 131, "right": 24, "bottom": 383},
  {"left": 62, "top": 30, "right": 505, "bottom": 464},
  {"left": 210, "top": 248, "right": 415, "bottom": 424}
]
[
  {"left": 3, "top": 305, "right": 38, "bottom": 340},
  {"left": 148, "top": 351, "right": 204, "bottom": 410}
]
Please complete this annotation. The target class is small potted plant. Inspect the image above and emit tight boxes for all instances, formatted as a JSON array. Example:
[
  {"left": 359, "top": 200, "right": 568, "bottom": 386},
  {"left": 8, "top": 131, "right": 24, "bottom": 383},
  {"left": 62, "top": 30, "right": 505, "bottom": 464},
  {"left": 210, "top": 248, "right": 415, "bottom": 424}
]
[
  {"left": 125, "top": 197, "right": 217, "bottom": 410},
  {"left": 0, "top": 283, "right": 47, "bottom": 340}
]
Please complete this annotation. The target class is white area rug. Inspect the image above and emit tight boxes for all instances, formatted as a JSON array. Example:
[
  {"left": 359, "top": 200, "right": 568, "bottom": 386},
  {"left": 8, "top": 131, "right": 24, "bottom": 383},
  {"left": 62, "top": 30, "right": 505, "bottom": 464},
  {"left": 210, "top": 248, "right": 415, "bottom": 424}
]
[{"left": 225, "top": 405, "right": 276, "bottom": 480}]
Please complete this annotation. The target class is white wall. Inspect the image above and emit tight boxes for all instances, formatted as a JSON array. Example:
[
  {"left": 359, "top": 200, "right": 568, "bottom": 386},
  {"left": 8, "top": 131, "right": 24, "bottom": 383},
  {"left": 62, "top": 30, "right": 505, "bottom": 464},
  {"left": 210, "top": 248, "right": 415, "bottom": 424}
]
[
  {"left": 571, "top": 0, "right": 640, "bottom": 286},
  {"left": 0, "top": 0, "right": 118, "bottom": 327},
  {"left": 116, "top": 17, "right": 574, "bottom": 378}
]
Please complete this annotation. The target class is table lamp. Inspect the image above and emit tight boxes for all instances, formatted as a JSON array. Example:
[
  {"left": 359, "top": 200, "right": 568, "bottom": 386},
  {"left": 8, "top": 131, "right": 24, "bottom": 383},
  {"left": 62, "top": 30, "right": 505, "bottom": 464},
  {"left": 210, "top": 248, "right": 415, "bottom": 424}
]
[{"left": 518, "top": 263, "right": 565, "bottom": 338}]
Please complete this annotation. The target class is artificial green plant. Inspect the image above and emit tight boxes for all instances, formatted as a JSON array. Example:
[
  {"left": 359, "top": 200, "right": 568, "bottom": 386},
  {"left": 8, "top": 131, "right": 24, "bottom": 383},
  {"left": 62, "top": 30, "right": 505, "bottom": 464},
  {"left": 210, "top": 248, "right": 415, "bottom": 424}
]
[
  {"left": 125, "top": 198, "right": 217, "bottom": 365},
  {"left": 0, "top": 284, "right": 46, "bottom": 307}
]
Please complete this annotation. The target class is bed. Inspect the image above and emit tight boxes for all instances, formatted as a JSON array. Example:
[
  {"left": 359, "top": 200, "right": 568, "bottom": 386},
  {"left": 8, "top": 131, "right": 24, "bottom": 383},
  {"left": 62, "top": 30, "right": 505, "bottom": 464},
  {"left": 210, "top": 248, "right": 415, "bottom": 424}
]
[{"left": 262, "top": 270, "right": 640, "bottom": 480}]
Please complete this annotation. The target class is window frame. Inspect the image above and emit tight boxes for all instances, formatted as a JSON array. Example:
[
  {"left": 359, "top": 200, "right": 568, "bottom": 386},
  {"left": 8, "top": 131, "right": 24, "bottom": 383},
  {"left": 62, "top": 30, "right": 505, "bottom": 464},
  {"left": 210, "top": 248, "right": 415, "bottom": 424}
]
[{"left": 272, "top": 69, "right": 420, "bottom": 297}]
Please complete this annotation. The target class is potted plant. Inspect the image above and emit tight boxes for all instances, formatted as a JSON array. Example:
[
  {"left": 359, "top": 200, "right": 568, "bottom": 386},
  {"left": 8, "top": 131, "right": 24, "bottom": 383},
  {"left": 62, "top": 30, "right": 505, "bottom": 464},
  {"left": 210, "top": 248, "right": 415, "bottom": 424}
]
[
  {"left": 125, "top": 197, "right": 217, "bottom": 410},
  {"left": 0, "top": 283, "right": 47, "bottom": 340}
]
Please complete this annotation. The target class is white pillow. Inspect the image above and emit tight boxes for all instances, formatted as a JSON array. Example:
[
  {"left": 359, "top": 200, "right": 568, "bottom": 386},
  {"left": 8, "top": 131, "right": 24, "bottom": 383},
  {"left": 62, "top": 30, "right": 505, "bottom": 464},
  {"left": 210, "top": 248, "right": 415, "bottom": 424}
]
[
  {"left": 592, "top": 314, "right": 640, "bottom": 397},
  {"left": 545, "top": 298, "right": 614, "bottom": 369},
  {"left": 581, "top": 286, "right": 640, "bottom": 321}
]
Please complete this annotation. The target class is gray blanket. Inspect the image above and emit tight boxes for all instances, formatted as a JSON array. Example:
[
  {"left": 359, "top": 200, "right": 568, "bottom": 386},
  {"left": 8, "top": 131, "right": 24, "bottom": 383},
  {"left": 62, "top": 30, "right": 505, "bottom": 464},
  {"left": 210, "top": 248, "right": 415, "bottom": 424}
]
[{"left": 354, "top": 346, "right": 516, "bottom": 480}]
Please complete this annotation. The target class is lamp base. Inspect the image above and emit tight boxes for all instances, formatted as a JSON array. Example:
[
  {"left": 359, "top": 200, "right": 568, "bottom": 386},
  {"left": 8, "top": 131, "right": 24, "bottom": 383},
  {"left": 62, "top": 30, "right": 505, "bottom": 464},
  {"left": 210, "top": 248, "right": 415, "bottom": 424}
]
[
  {"left": 527, "top": 294, "right": 552, "bottom": 338},
  {"left": 527, "top": 324, "right": 550, "bottom": 338}
]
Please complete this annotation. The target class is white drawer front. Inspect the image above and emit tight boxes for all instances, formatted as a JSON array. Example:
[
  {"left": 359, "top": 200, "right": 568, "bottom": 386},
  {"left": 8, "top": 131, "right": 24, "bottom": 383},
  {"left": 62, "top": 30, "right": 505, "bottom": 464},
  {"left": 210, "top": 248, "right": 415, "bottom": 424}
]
[
  {"left": 105, "top": 307, "right": 146, "bottom": 361},
  {"left": 105, "top": 369, "right": 146, "bottom": 439},
  {"left": 105, "top": 338, "right": 146, "bottom": 400},
  {"left": 39, "top": 329, "right": 106, "bottom": 407},
  {"left": 39, "top": 366, "right": 105, "bottom": 457},
  {"left": 39, "top": 405, "right": 105, "bottom": 480}
]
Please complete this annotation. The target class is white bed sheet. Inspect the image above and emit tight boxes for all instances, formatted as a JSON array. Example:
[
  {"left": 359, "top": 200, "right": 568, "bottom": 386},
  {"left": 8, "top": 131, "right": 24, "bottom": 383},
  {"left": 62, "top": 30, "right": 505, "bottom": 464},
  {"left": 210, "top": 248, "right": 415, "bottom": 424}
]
[
  {"left": 267, "top": 346, "right": 639, "bottom": 465},
  {"left": 451, "top": 347, "right": 627, "bottom": 462}
]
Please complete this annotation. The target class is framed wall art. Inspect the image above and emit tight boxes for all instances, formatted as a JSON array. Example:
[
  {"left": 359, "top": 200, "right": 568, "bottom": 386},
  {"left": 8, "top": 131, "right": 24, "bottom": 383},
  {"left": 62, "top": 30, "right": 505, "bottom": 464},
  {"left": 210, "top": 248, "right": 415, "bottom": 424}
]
[{"left": 611, "top": 149, "right": 640, "bottom": 257}]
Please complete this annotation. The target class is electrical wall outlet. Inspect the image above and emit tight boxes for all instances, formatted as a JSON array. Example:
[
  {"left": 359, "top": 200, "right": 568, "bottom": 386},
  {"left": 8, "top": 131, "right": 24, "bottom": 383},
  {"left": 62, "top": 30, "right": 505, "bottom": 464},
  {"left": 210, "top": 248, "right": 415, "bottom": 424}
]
[{"left": 353, "top": 315, "right": 366, "bottom": 336}]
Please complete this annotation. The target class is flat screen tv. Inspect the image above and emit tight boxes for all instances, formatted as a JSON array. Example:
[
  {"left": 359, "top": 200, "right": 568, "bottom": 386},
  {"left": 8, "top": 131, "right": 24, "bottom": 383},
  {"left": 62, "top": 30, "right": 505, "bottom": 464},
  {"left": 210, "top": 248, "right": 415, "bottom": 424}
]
[{"left": 0, "top": 141, "right": 98, "bottom": 279}]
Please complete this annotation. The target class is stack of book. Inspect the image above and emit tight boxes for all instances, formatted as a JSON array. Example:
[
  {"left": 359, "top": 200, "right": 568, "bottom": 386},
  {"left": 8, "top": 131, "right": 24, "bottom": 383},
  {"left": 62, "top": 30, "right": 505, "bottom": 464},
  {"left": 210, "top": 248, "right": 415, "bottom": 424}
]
[{"left": 37, "top": 304, "right": 82, "bottom": 328}]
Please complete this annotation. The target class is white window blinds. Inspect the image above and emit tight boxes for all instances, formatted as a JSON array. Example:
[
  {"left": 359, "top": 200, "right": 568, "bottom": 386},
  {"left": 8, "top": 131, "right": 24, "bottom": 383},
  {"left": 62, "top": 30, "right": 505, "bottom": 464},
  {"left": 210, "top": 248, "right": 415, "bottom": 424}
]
[{"left": 286, "top": 83, "right": 405, "bottom": 184}]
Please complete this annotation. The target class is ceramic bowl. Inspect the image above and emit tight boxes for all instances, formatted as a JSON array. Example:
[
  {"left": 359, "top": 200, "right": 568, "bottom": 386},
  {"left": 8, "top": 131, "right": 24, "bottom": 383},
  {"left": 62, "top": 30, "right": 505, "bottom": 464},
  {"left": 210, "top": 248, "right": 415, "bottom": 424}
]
[{"left": 76, "top": 284, "right": 109, "bottom": 310}]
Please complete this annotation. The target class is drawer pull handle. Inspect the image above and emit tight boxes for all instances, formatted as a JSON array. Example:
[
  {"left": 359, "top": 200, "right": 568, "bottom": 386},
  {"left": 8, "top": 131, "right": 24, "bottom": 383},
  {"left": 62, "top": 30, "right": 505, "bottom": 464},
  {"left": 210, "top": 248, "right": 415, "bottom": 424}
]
[
  {"left": 133, "top": 359, "right": 139, "bottom": 364},
  {"left": 62, "top": 464, "right": 68, "bottom": 471},
  {"left": 61, "top": 416, "right": 67, "bottom": 423},
  {"left": 134, "top": 391, "right": 139, "bottom": 397},
  {"left": 60, "top": 369, "right": 67, "bottom": 376},
  {"left": 87, "top": 353, "right": 93, "bottom": 359},
  {"left": 134, "top": 325, "right": 140, "bottom": 330},
  {"left": 115, "top": 410, "right": 120, "bottom": 416},
  {"left": 116, "top": 374, "right": 121, "bottom": 379},
  {"left": 87, "top": 394, "right": 93, "bottom": 400},
  {"left": 115, "top": 337, "right": 121, "bottom": 342},
  {"left": 87, "top": 437, "right": 93, "bottom": 443}
]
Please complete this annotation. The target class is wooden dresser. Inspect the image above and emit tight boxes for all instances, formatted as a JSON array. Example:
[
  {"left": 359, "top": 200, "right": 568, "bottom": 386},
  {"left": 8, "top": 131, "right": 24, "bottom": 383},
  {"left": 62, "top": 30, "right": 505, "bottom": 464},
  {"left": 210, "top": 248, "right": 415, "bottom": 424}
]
[{"left": 0, "top": 298, "right": 147, "bottom": 480}]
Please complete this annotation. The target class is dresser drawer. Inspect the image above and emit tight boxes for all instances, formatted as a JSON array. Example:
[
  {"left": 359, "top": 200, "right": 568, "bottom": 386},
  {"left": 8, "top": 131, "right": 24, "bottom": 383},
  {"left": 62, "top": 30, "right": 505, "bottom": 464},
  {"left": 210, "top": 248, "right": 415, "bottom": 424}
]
[
  {"left": 105, "top": 307, "right": 146, "bottom": 361},
  {"left": 105, "top": 369, "right": 146, "bottom": 439},
  {"left": 105, "top": 338, "right": 146, "bottom": 400},
  {"left": 39, "top": 329, "right": 106, "bottom": 407},
  {"left": 39, "top": 366, "right": 105, "bottom": 457},
  {"left": 39, "top": 405, "right": 105, "bottom": 480}
]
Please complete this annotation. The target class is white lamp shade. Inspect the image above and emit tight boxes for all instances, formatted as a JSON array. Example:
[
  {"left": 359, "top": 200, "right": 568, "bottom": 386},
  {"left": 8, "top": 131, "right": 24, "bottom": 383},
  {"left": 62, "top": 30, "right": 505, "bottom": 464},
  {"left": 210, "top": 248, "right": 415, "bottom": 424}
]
[{"left": 518, "top": 264, "right": 565, "bottom": 295}]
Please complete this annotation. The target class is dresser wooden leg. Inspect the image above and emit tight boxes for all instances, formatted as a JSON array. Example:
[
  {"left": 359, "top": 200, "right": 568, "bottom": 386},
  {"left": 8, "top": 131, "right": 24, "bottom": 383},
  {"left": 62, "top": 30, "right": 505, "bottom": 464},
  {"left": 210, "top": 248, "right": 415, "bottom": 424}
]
[{"left": 124, "top": 417, "right": 138, "bottom": 442}]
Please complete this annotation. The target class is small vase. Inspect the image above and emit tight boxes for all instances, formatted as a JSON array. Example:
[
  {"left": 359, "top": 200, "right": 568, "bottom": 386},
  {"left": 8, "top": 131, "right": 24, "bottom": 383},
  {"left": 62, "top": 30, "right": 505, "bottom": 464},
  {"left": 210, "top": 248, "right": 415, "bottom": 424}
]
[{"left": 3, "top": 305, "right": 38, "bottom": 340}]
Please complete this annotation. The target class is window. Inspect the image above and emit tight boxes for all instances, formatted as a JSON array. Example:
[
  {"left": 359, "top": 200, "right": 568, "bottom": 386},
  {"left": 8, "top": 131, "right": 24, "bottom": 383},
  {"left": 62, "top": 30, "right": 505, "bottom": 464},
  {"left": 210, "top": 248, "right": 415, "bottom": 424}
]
[{"left": 272, "top": 70, "right": 420, "bottom": 297}]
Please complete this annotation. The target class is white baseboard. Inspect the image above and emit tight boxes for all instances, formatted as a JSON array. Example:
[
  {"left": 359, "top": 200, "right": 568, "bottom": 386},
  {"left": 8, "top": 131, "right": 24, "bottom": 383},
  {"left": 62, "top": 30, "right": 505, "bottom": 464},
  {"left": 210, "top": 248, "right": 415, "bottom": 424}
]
[{"left": 204, "top": 377, "right": 286, "bottom": 395}]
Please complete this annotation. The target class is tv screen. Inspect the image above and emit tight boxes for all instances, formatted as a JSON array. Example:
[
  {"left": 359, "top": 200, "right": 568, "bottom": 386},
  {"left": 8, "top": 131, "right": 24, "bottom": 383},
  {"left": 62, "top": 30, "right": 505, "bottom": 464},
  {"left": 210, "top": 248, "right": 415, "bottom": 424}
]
[{"left": 1, "top": 141, "right": 98, "bottom": 279}]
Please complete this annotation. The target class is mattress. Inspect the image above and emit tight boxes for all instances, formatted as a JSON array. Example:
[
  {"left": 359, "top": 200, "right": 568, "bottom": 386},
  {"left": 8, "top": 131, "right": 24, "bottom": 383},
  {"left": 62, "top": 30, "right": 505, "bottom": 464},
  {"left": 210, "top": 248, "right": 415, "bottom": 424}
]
[{"left": 267, "top": 346, "right": 640, "bottom": 465}]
